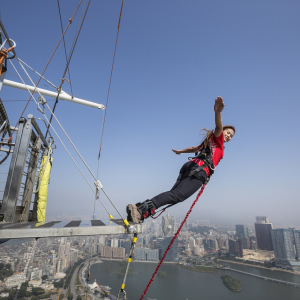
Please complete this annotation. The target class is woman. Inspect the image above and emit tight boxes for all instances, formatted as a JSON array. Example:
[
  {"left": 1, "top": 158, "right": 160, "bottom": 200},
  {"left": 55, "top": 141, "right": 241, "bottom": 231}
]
[{"left": 127, "top": 96, "right": 235, "bottom": 223}]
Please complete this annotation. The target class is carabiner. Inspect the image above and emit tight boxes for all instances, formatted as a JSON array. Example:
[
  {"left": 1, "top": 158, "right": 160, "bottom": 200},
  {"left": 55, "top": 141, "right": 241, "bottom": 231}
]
[{"left": 117, "top": 289, "right": 127, "bottom": 300}]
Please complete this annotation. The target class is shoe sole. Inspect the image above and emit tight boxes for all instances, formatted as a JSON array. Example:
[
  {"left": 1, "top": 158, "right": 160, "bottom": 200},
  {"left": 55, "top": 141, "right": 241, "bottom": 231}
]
[
  {"left": 126, "top": 205, "right": 133, "bottom": 222},
  {"left": 127, "top": 204, "right": 140, "bottom": 224}
]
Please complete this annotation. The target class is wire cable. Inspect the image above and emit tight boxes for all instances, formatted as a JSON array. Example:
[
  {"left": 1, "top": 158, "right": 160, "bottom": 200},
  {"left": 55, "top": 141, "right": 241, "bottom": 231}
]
[
  {"left": 46, "top": 0, "right": 90, "bottom": 139},
  {"left": 57, "top": 0, "right": 74, "bottom": 96},
  {"left": 97, "top": 0, "right": 124, "bottom": 162},
  {"left": 59, "top": 0, "right": 91, "bottom": 91},
  {"left": 9, "top": 59, "right": 96, "bottom": 194},
  {"left": 17, "top": 58, "right": 58, "bottom": 90},
  {"left": 10, "top": 59, "right": 117, "bottom": 219},
  {"left": 11, "top": 0, "right": 84, "bottom": 136}
]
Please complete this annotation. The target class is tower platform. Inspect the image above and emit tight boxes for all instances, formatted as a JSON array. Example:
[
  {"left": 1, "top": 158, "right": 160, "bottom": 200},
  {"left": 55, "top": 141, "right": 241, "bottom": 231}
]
[{"left": 0, "top": 219, "right": 141, "bottom": 239}]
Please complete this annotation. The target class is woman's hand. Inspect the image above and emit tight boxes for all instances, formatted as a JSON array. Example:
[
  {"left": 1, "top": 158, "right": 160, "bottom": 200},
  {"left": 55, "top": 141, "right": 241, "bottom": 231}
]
[
  {"left": 214, "top": 96, "right": 224, "bottom": 137},
  {"left": 172, "top": 149, "right": 181, "bottom": 155},
  {"left": 214, "top": 96, "right": 225, "bottom": 113}
]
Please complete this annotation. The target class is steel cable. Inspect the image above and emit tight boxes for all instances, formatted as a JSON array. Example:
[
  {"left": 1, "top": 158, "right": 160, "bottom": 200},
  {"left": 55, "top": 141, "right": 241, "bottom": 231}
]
[{"left": 11, "top": 0, "right": 84, "bottom": 136}]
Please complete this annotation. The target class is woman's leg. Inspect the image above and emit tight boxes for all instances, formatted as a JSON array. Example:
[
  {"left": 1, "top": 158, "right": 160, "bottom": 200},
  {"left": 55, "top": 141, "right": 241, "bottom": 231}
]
[
  {"left": 150, "top": 175, "right": 203, "bottom": 209},
  {"left": 127, "top": 162, "right": 204, "bottom": 223}
]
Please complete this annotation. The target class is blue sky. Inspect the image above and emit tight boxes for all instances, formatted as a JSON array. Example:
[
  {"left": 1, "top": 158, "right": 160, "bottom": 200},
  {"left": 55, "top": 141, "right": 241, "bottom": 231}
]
[{"left": 1, "top": 0, "right": 300, "bottom": 227}]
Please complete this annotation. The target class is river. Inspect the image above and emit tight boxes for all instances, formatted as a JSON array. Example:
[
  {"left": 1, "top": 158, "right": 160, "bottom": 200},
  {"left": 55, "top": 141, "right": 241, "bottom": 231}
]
[{"left": 87, "top": 260, "right": 300, "bottom": 300}]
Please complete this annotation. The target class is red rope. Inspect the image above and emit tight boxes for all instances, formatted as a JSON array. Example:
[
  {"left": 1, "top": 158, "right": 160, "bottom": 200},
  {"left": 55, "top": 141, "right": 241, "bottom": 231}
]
[{"left": 139, "top": 184, "right": 206, "bottom": 300}]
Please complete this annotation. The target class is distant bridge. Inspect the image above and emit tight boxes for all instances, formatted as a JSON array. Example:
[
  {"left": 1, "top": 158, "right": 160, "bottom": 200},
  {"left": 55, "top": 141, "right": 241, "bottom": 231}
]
[{"left": 219, "top": 267, "right": 300, "bottom": 289}]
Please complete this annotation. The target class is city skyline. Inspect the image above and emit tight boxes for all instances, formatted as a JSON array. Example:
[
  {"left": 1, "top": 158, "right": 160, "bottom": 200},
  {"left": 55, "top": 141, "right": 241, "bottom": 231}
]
[{"left": 1, "top": 211, "right": 300, "bottom": 299}]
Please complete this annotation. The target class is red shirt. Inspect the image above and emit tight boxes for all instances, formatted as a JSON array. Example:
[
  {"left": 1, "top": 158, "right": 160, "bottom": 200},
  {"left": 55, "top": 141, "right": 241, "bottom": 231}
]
[{"left": 190, "top": 132, "right": 225, "bottom": 176}]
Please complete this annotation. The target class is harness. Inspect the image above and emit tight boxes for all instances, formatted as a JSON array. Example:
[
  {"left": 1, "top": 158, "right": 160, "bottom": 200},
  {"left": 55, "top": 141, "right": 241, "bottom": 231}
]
[
  {"left": 149, "top": 145, "right": 216, "bottom": 220},
  {"left": 187, "top": 145, "right": 215, "bottom": 184},
  {"left": 135, "top": 145, "right": 216, "bottom": 221}
]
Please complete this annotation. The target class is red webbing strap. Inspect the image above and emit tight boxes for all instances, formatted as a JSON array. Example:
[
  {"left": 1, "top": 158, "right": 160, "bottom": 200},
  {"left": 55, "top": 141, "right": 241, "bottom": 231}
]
[{"left": 139, "top": 184, "right": 206, "bottom": 300}]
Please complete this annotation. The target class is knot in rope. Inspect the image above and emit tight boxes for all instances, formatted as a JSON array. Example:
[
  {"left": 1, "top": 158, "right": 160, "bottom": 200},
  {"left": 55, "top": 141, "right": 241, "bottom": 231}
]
[
  {"left": 0, "top": 49, "right": 10, "bottom": 76},
  {"left": 61, "top": 77, "right": 70, "bottom": 85},
  {"left": 0, "top": 39, "right": 16, "bottom": 75},
  {"left": 0, "top": 49, "right": 8, "bottom": 61}
]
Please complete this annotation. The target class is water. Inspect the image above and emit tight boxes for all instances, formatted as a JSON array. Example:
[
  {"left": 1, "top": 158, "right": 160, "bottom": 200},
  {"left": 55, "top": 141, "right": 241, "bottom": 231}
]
[{"left": 88, "top": 260, "right": 300, "bottom": 300}]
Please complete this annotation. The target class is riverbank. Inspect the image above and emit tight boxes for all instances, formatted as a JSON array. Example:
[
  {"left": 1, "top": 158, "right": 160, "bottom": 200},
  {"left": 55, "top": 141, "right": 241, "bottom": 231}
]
[
  {"left": 87, "top": 260, "right": 300, "bottom": 300},
  {"left": 178, "top": 264, "right": 218, "bottom": 274},
  {"left": 218, "top": 259, "right": 300, "bottom": 275},
  {"left": 100, "top": 258, "right": 176, "bottom": 264}
]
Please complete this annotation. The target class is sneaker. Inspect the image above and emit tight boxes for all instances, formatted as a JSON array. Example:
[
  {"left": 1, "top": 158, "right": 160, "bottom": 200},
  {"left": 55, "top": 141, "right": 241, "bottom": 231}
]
[{"left": 126, "top": 204, "right": 142, "bottom": 223}]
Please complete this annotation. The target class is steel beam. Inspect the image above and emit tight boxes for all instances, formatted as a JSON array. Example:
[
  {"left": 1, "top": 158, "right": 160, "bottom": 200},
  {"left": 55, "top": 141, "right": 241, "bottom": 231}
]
[
  {"left": 2, "top": 79, "right": 105, "bottom": 110},
  {"left": 20, "top": 137, "right": 41, "bottom": 222},
  {"left": 1, "top": 118, "right": 32, "bottom": 222},
  {"left": 0, "top": 224, "right": 142, "bottom": 239},
  {"left": 31, "top": 116, "right": 48, "bottom": 147}
]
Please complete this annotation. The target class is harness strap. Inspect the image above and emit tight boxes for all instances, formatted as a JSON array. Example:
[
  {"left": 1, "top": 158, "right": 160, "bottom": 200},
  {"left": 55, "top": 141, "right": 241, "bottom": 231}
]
[
  {"left": 136, "top": 200, "right": 156, "bottom": 220},
  {"left": 188, "top": 149, "right": 215, "bottom": 184},
  {"left": 150, "top": 203, "right": 175, "bottom": 219}
]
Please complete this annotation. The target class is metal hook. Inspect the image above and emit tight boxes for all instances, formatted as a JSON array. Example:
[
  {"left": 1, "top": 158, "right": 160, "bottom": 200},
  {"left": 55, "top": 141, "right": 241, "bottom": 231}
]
[
  {"left": 117, "top": 289, "right": 127, "bottom": 300},
  {"left": 0, "top": 38, "right": 16, "bottom": 59}
]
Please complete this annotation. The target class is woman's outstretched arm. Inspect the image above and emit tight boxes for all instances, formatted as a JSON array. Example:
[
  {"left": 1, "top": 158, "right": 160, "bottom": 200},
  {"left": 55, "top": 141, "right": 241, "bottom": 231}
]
[
  {"left": 172, "top": 146, "right": 198, "bottom": 155},
  {"left": 214, "top": 96, "right": 224, "bottom": 137}
]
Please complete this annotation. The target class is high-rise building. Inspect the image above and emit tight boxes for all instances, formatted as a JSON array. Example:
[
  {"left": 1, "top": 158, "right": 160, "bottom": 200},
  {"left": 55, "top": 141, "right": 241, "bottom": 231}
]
[
  {"left": 120, "top": 239, "right": 131, "bottom": 256},
  {"left": 254, "top": 216, "right": 273, "bottom": 251},
  {"left": 237, "top": 239, "right": 243, "bottom": 258},
  {"left": 228, "top": 238, "right": 243, "bottom": 257},
  {"left": 162, "top": 214, "right": 175, "bottom": 237},
  {"left": 134, "top": 248, "right": 159, "bottom": 261},
  {"left": 217, "top": 238, "right": 225, "bottom": 249},
  {"left": 193, "top": 245, "right": 200, "bottom": 255},
  {"left": 271, "top": 228, "right": 299, "bottom": 269},
  {"left": 56, "top": 259, "right": 62, "bottom": 273},
  {"left": 256, "top": 216, "right": 269, "bottom": 223},
  {"left": 112, "top": 248, "right": 125, "bottom": 259},
  {"left": 203, "top": 239, "right": 219, "bottom": 251},
  {"left": 111, "top": 239, "right": 119, "bottom": 248},
  {"left": 144, "top": 235, "right": 151, "bottom": 245},
  {"left": 65, "top": 242, "right": 70, "bottom": 255},
  {"left": 195, "top": 238, "right": 203, "bottom": 246},
  {"left": 100, "top": 247, "right": 113, "bottom": 258},
  {"left": 58, "top": 244, "right": 66, "bottom": 260},
  {"left": 236, "top": 224, "right": 249, "bottom": 249},
  {"left": 188, "top": 237, "right": 195, "bottom": 250},
  {"left": 186, "top": 245, "right": 192, "bottom": 256},
  {"left": 293, "top": 229, "right": 300, "bottom": 260},
  {"left": 99, "top": 236, "right": 106, "bottom": 246},
  {"left": 160, "top": 237, "right": 178, "bottom": 261}
]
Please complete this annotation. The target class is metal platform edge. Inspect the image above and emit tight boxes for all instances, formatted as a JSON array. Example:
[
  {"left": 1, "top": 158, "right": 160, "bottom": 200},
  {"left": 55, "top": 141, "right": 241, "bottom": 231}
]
[{"left": 0, "top": 224, "right": 142, "bottom": 239}]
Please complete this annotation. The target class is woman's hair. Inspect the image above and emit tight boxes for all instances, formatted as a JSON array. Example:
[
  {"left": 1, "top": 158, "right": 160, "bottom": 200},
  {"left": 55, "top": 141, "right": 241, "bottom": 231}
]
[
  {"left": 200, "top": 125, "right": 235, "bottom": 148},
  {"left": 200, "top": 128, "right": 214, "bottom": 148},
  {"left": 223, "top": 125, "right": 236, "bottom": 133}
]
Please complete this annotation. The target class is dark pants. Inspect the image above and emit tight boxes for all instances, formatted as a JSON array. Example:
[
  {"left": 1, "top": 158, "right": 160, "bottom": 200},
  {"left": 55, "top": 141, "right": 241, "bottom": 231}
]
[{"left": 150, "top": 161, "right": 206, "bottom": 209}]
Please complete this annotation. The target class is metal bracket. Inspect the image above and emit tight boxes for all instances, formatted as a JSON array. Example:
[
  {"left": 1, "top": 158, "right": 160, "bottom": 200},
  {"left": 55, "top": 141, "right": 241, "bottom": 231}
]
[
  {"left": 37, "top": 96, "right": 46, "bottom": 114},
  {"left": 127, "top": 225, "right": 137, "bottom": 234},
  {"left": 94, "top": 180, "right": 103, "bottom": 191}
]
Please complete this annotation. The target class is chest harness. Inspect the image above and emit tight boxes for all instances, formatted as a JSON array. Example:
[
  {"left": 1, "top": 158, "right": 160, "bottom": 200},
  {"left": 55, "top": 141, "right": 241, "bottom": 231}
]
[
  {"left": 135, "top": 145, "right": 216, "bottom": 222},
  {"left": 187, "top": 144, "right": 216, "bottom": 184}
]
